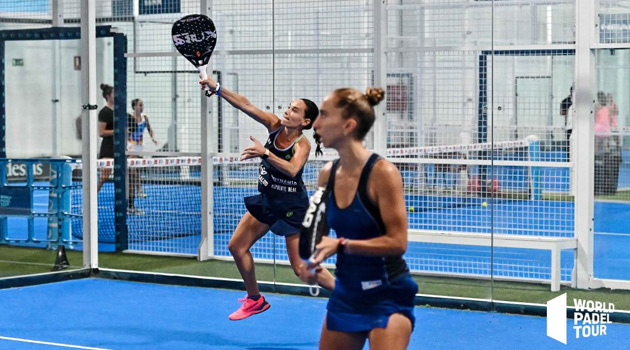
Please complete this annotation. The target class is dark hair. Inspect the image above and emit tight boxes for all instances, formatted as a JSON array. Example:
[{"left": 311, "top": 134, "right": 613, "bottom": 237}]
[
  {"left": 300, "top": 98, "right": 323, "bottom": 156},
  {"left": 100, "top": 83, "right": 113, "bottom": 100},
  {"left": 131, "top": 98, "right": 142, "bottom": 108},
  {"left": 332, "top": 87, "right": 385, "bottom": 140}
]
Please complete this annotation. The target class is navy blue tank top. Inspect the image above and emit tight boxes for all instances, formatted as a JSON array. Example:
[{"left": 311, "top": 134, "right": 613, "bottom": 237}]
[
  {"left": 258, "top": 128, "right": 307, "bottom": 200},
  {"left": 327, "top": 153, "right": 409, "bottom": 292}
]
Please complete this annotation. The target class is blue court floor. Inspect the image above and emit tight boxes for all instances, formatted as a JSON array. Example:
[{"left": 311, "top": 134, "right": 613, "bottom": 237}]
[{"left": 0, "top": 279, "right": 629, "bottom": 350}]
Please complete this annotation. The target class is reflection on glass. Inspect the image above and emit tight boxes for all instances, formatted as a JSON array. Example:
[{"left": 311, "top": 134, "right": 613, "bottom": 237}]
[{"left": 594, "top": 50, "right": 630, "bottom": 293}]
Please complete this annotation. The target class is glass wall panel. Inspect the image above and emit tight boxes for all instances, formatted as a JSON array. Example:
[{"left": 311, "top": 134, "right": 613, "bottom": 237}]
[
  {"left": 4, "top": 0, "right": 627, "bottom": 323},
  {"left": 593, "top": 49, "right": 630, "bottom": 287},
  {"left": 488, "top": 50, "right": 576, "bottom": 303},
  {"left": 269, "top": 0, "right": 374, "bottom": 289},
  {"left": 385, "top": 0, "right": 494, "bottom": 301},
  {"left": 94, "top": 1, "right": 276, "bottom": 291},
  {"left": 0, "top": 2, "right": 85, "bottom": 280}
]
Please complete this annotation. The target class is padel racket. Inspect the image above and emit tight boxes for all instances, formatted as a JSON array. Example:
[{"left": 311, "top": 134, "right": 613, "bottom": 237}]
[
  {"left": 171, "top": 14, "right": 217, "bottom": 96},
  {"left": 299, "top": 186, "right": 331, "bottom": 262}
]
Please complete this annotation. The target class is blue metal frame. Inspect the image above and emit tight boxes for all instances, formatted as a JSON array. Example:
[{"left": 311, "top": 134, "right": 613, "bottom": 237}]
[
  {"left": 113, "top": 33, "right": 128, "bottom": 251},
  {"left": 0, "top": 26, "right": 128, "bottom": 250}
]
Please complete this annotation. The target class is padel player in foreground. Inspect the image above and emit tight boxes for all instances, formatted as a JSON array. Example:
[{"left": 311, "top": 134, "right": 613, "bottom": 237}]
[
  {"left": 200, "top": 76, "right": 335, "bottom": 320},
  {"left": 299, "top": 88, "right": 418, "bottom": 350}
]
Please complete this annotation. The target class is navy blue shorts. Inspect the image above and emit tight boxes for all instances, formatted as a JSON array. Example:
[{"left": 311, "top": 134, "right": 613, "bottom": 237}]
[
  {"left": 326, "top": 273, "right": 418, "bottom": 332},
  {"left": 244, "top": 194, "right": 307, "bottom": 236}
]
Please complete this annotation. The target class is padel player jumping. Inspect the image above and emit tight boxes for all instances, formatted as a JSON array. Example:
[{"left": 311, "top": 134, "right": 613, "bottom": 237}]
[{"left": 200, "top": 76, "right": 335, "bottom": 321}]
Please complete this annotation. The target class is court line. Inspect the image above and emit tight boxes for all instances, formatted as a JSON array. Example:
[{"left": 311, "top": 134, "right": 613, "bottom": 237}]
[{"left": 0, "top": 335, "right": 114, "bottom": 350}]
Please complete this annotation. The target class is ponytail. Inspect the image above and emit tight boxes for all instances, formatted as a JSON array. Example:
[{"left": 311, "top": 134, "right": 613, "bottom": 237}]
[
  {"left": 313, "top": 132, "right": 323, "bottom": 157},
  {"left": 300, "top": 98, "right": 323, "bottom": 157}
]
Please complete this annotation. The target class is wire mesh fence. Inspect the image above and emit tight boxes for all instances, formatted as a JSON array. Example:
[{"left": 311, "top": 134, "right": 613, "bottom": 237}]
[{"left": 0, "top": 0, "right": 628, "bottom": 288}]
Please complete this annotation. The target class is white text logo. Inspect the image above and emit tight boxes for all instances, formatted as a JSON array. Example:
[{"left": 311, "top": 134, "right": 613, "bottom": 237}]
[{"left": 547, "top": 293, "right": 613, "bottom": 344}]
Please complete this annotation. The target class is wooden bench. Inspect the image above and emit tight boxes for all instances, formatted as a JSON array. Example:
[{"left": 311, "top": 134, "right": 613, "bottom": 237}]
[{"left": 408, "top": 230, "right": 577, "bottom": 291}]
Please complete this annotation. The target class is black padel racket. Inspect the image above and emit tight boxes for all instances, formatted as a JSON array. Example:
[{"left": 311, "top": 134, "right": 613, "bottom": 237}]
[
  {"left": 299, "top": 186, "right": 331, "bottom": 262},
  {"left": 172, "top": 14, "right": 217, "bottom": 96}
]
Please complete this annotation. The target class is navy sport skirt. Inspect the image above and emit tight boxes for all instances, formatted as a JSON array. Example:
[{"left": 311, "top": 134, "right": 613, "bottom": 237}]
[
  {"left": 326, "top": 273, "right": 418, "bottom": 332},
  {"left": 244, "top": 194, "right": 307, "bottom": 236}
]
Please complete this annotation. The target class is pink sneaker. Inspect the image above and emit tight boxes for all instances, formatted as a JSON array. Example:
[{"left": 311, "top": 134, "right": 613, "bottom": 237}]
[{"left": 228, "top": 295, "right": 270, "bottom": 321}]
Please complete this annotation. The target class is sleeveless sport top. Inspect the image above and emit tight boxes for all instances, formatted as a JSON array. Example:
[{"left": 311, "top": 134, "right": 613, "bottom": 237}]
[
  {"left": 128, "top": 115, "right": 147, "bottom": 145},
  {"left": 258, "top": 127, "right": 307, "bottom": 199},
  {"left": 327, "top": 153, "right": 409, "bottom": 293}
]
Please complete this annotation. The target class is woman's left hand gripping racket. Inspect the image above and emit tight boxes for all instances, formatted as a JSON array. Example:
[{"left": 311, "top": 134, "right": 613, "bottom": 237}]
[{"left": 171, "top": 14, "right": 217, "bottom": 96}]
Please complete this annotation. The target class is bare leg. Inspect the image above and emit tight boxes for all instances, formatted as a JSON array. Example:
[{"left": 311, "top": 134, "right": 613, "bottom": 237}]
[
  {"left": 134, "top": 169, "right": 141, "bottom": 197},
  {"left": 228, "top": 212, "right": 270, "bottom": 296},
  {"left": 319, "top": 316, "right": 366, "bottom": 350},
  {"left": 127, "top": 155, "right": 141, "bottom": 208},
  {"left": 285, "top": 234, "right": 336, "bottom": 290},
  {"left": 367, "top": 313, "right": 413, "bottom": 350},
  {"left": 128, "top": 168, "right": 139, "bottom": 209}
]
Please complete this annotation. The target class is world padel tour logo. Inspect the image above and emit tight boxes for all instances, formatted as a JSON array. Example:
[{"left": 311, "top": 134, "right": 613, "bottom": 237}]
[{"left": 547, "top": 293, "right": 614, "bottom": 344}]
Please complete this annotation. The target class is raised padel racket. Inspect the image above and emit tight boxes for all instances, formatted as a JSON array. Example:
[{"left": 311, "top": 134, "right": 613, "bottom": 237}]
[{"left": 171, "top": 14, "right": 217, "bottom": 96}]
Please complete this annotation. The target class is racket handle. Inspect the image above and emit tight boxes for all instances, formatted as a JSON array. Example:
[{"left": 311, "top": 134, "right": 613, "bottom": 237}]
[
  {"left": 198, "top": 65, "right": 212, "bottom": 96},
  {"left": 198, "top": 65, "right": 208, "bottom": 81},
  {"left": 307, "top": 256, "right": 318, "bottom": 274}
]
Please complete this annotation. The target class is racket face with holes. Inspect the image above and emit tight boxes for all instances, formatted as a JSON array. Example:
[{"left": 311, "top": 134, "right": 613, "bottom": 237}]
[{"left": 171, "top": 14, "right": 217, "bottom": 68}]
